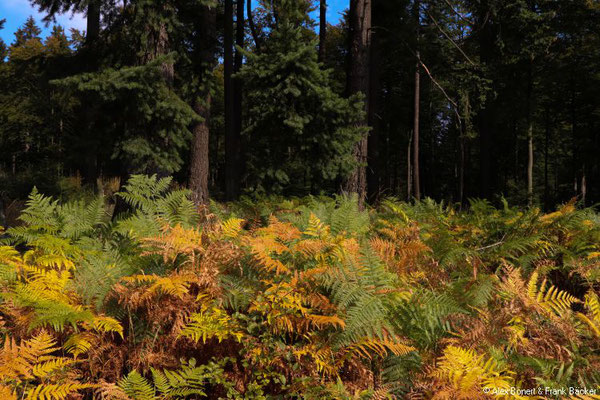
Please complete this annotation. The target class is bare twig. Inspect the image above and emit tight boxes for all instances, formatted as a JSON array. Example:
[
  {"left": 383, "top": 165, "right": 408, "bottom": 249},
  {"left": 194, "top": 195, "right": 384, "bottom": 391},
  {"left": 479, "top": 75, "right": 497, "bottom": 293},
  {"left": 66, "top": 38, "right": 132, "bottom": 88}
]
[
  {"left": 425, "top": 9, "right": 476, "bottom": 66},
  {"left": 442, "top": 0, "right": 475, "bottom": 25}
]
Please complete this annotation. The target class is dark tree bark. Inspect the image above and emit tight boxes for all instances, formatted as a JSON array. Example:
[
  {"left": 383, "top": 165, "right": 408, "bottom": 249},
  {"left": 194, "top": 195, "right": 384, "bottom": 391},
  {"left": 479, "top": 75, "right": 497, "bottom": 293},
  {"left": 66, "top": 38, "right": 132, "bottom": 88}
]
[
  {"left": 86, "top": 0, "right": 101, "bottom": 44},
  {"left": 407, "top": 131, "right": 412, "bottom": 200},
  {"left": 81, "top": 0, "right": 101, "bottom": 186},
  {"left": 367, "top": 23, "right": 381, "bottom": 202},
  {"left": 190, "top": 6, "right": 217, "bottom": 205},
  {"left": 190, "top": 97, "right": 211, "bottom": 205},
  {"left": 477, "top": 1, "right": 496, "bottom": 200},
  {"left": 544, "top": 107, "right": 550, "bottom": 211},
  {"left": 412, "top": 0, "right": 421, "bottom": 201},
  {"left": 233, "top": 0, "right": 244, "bottom": 170},
  {"left": 247, "top": 0, "right": 262, "bottom": 50},
  {"left": 344, "top": 0, "right": 371, "bottom": 207},
  {"left": 224, "top": 0, "right": 239, "bottom": 200},
  {"left": 526, "top": 58, "right": 534, "bottom": 207},
  {"left": 318, "top": 0, "right": 327, "bottom": 63}
]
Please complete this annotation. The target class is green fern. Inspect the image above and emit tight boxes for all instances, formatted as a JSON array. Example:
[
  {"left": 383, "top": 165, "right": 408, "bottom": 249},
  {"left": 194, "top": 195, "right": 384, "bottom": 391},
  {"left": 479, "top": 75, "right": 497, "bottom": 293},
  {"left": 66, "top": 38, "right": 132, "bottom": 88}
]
[{"left": 118, "top": 371, "right": 156, "bottom": 400}]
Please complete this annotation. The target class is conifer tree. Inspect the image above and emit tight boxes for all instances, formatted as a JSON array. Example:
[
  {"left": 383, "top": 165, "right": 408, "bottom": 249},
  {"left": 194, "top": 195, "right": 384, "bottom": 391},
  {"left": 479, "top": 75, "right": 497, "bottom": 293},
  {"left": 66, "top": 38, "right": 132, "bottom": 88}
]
[
  {"left": 0, "top": 19, "right": 6, "bottom": 61},
  {"left": 0, "top": 18, "right": 73, "bottom": 182},
  {"left": 237, "top": 0, "right": 365, "bottom": 195},
  {"left": 29, "top": 0, "right": 102, "bottom": 43}
]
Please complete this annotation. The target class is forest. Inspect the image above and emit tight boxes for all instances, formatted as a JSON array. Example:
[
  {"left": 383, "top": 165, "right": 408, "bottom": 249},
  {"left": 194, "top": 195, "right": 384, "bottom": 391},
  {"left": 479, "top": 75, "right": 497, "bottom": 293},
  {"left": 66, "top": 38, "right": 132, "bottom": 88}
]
[{"left": 1, "top": 0, "right": 600, "bottom": 398}]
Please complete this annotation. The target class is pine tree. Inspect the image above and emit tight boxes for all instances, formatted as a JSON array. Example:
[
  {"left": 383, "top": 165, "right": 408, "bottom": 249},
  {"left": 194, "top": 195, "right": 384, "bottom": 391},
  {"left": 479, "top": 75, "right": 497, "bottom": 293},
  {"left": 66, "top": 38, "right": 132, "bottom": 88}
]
[
  {"left": 29, "top": 0, "right": 102, "bottom": 43},
  {"left": 0, "top": 19, "right": 7, "bottom": 61},
  {"left": 237, "top": 0, "right": 365, "bottom": 195},
  {"left": 12, "top": 16, "right": 42, "bottom": 47},
  {"left": 0, "top": 18, "right": 73, "bottom": 185},
  {"left": 44, "top": 26, "right": 70, "bottom": 56}
]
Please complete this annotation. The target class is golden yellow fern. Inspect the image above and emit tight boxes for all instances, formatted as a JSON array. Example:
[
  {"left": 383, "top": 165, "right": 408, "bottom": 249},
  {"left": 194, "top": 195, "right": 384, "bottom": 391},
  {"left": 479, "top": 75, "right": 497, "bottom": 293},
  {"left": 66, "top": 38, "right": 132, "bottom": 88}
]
[
  {"left": 219, "top": 217, "right": 245, "bottom": 239},
  {"left": 345, "top": 335, "right": 415, "bottom": 359},
  {"left": 0, "top": 385, "right": 17, "bottom": 400},
  {"left": 63, "top": 332, "right": 95, "bottom": 358},
  {"left": 25, "top": 383, "right": 96, "bottom": 400},
  {"left": 179, "top": 302, "right": 244, "bottom": 343},
  {"left": 527, "top": 271, "right": 579, "bottom": 315},
  {"left": 577, "top": 291, "right": 600, "bottom": 338},
  {"left": 431, "top": 345, "right": 520, "bottom": 400},
  {"left": 141, "top": 224, "right": 204, "bottom": 267},
  {"left": 0, "top": 331, "right": 94, "bottom": 400}
]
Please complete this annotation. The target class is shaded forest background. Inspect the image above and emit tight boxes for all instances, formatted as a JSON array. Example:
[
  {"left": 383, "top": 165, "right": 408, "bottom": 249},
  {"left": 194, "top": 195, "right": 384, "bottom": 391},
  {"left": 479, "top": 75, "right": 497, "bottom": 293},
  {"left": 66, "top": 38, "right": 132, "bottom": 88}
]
[{"left": 1, "top": 0, "right": 599, "bottom": 213}]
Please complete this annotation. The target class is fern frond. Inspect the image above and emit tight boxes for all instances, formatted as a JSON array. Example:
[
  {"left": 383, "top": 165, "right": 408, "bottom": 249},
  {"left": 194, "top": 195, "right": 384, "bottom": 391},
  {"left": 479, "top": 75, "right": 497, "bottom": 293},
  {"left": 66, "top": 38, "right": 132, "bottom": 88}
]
[
  {"left": 527, "top": 271, "right": 579, "bottom": 315},
  {"left": 26, "top": 383, "right": 96, "bottom": 400},
  {"left": 89, "top": 315, "right": 124, "bottom": 338},
  {"left": 219, "top": 217, "right": 245, "bottom": 239},
  {"left": 345, "top": 335, "right": 415, "bottom": 359},
  {"left": 31, "top": 358, "right": 75, "bottom": 378},
  {"left": 118, "top": 371, "right": 156, "bottom": 400},
  {"left": 179, "top": 303, "right": 244, "bottom": 343},
  {"left": 151, "top": 359, "right": 207, "bottom": 398},
  {"left": 63, "top": 332, "right": 95, "bottom": 358},
  {"left": 0, "top": 385, "right": 17, "bottom": 400}
]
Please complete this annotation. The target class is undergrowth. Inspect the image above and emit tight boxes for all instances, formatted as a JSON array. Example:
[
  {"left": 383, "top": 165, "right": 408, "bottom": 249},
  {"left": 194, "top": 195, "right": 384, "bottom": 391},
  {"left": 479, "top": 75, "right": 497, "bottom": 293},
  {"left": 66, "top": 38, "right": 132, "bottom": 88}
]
[{"left": 1, "top": 175, "right": 600, "bottom": 399}]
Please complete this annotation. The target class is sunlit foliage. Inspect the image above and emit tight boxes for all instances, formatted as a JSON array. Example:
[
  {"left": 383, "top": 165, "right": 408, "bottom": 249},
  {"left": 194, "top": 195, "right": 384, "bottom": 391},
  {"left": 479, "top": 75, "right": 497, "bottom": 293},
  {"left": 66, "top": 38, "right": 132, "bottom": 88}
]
[{"left": 2, "top": 175, "right": 600, "bottom": 398}]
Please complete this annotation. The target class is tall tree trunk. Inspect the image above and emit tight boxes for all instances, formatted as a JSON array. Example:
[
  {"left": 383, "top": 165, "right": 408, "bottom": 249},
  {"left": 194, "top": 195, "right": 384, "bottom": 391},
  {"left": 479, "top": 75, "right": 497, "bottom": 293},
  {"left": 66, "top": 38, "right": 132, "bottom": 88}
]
[
  {"left": 477, "top": 0, "right": 495, "bottom": 199},
  {"left": 224, "top": 0, "right": 239, "bottom": 200},
  {"left": 526, "top": 59, "right": 534, "bottom": 207},
  {"left": 318, "top": 0, "right": 327, "bottom": 63},
  {"left": 527, "top": 120, "right": 534, "bottom": 206},
  {"left": 82, "top": 0, "right": 101, "bottom": 187},
  {"left": 86, "top": 0, "right": 101, "bottom": 44},
  {"left": 343, "top": 0, "right": 371, "bottom": 207},
  {"left": 581, "top": 170, "right": 587, "bottom": 206},
  {"left": 412, "top": 0, "right": 421, "bottom": 200},
  {"left": 459, "top": 135, "right": 466, "bottom": 206},
  {"left": 571, "top": 89, "right": 578, "bottom": 198},
  {"left": 544, "top": 107, "right": 549, "bottom": 211},
  {"left": 189, "top": 6, "right": 216, "bottom": 205},
  {"left": 247, "top": 0, "right": 262, "bottom": 50},
  {"left": 233, "top": 0, "right": 244, "bottom": 185},
  {"left": 407, "top": 131, "right": 412, "bottom": 200},
  {"left": 367, "top": 16, "right": 381, "bottom": 202},
  {"left": 190, "top": 97, "right": 211, "bottom": 205}
]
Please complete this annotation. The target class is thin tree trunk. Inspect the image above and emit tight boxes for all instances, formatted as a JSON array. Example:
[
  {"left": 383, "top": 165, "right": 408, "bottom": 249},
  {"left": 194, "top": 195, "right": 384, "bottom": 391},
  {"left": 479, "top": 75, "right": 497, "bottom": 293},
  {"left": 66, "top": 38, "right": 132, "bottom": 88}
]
[
  {"left": 318, "top": 0, "right": 327, "bottom": 63},
  {"left": 527, "top": 120, "right": 534, "bottom": 207},
  {"left": 247, "top": 0, "right": 262, "bottom": 50},
  {"left": 224, "top": 0, "right": 238, "bottom": 200},
  {"left": 544, "top": 107, "right": 549, "bottom": 211},
  {"left": 526, "top": 59, "right": 534, "bottom": 207},
  {"left": 571, "top": 90, "right": 578, "bottom": 198},
  {"left": 189, "top": 6, "right": 216, "bottom": 205},
  {"left": 233, "top": 0, "right": 245, "bottom": 183},
  {"left": 459, "top": 131, "right": 466, "bottom": 206},
  {"left": 343, "top": 0, "right": 371, "bottom": 208},
  {"left": 367, "top": 20, "right": 381, "bottom": 202},
  {"left": 477, "top": 0, "right": 495, "bottom": 199},
  {"left": 581, "top": 169, "right": 587, "bottom": 206},
  {"left": 413, "top": 53, "right": 421, "bottom": 201},
  {"left": 190, "top": 97, "right": 211, "bottom": 205},
  {"left": 412, "top": 0, "right": 421, "bottom": 201},
  {"left": 407, "top": 131, "right": 412, "bottom": 200}
]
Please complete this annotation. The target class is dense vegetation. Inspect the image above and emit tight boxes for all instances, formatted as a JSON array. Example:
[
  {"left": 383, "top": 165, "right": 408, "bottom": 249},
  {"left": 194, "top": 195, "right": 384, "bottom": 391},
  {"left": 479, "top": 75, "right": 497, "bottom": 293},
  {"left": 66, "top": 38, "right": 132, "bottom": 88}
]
[
  {"left": 2, "top": 175, "right": 600, "bottom": 398},
  {"left": 2, "top": 0, "right": 600, "bottom": 397},
  {"left": 1, "top": 0, "right": 599, "bottom": 209}
]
